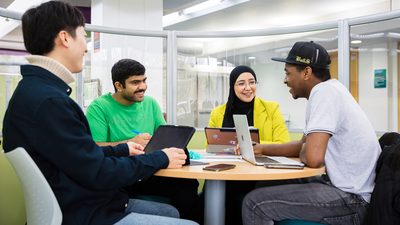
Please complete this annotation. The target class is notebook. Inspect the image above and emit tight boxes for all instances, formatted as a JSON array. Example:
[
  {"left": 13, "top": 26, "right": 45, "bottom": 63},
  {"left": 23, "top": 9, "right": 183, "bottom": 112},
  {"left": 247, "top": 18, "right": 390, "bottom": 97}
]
[
  {"left": 205, "top": 127, "right": 259, "bottom": 154},
  {"left": 233, "top": 115, "right": 304, "bottom": 168},
  {"left": 144, "top": 125, "right": 206, "bottom": 166}
]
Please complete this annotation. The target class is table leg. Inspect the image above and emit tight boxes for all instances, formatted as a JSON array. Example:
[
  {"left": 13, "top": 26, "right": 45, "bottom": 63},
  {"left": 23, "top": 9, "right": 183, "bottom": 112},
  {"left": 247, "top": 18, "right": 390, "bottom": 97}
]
[{"left": 204, "top": 180, "right": 226, "bottom": 225}]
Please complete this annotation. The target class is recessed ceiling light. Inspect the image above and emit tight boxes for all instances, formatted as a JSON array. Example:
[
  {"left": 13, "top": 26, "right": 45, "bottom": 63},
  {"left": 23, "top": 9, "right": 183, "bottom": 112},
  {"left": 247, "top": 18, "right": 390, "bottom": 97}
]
[
  {"left": 351, "top": 40, "right": 362, "bottom": 44},
  {"left": 248, "top": 56, "right": 256, "bottom": 60}
]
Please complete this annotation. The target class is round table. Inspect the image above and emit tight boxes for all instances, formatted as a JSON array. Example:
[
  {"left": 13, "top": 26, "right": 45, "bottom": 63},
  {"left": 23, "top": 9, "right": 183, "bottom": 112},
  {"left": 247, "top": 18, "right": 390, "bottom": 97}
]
[{"left": 155, "top": 160, "right": 325, "bottom": 225}]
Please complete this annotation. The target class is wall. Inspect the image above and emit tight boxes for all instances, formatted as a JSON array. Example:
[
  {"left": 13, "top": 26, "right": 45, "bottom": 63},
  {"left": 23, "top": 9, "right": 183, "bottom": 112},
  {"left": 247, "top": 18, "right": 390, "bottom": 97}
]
[
  {"left": 253, "top": 63, "right": 307, "bottom": 131},
  {"left": 358, "top": 43, "right": 389, "bottom": 132},
  {"left": 90, "top": 0, "right": 165, "bottom": 111}
]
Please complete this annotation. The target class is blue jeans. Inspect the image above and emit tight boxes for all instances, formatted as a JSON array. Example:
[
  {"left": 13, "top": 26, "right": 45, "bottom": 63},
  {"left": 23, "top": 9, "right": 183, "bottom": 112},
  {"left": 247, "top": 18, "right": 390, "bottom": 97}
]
[
  {"left": 114, "top": 199, "right": 199, "bottom": 225},
  {"left": 242, "top": 179, "right": 368, "bottom": 225}
]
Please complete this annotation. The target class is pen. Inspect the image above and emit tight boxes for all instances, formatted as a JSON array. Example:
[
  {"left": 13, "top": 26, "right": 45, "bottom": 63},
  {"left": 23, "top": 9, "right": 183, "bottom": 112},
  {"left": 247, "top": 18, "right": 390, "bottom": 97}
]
[{"left": 131, "top": 130, "right": 142, "bottom": 135}]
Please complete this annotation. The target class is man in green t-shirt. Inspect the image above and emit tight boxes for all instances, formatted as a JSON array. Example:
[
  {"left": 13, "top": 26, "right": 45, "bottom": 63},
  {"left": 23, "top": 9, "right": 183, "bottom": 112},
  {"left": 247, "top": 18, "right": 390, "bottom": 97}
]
[
  {"left": 86, "top": 59, "right": 165, "bottom": 147},
  {"left": 86, "top": 59, "right": 201, "bottom": 223}
]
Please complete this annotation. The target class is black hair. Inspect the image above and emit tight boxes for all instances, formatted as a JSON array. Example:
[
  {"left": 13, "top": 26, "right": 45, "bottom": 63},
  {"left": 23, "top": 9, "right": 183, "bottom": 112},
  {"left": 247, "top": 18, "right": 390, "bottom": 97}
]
[
  {"left": 111, "top": 59, "right": 146, "bottom": 91},
  {"left": 22, "top": 1, "right": 85, "bottom": 55},
  {"left": 292, "top": 64, "right": 331, "bottom": 82}
]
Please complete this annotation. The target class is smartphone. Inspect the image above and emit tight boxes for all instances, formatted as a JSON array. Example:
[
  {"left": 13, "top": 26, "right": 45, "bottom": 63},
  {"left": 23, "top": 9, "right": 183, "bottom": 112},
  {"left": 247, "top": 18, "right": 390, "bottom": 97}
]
[
  {"left": 203, "top": 163, "right": 236, "bottom": 172},
  {"left": 264, "top": 164, "right": 304, "bottom": 170}
]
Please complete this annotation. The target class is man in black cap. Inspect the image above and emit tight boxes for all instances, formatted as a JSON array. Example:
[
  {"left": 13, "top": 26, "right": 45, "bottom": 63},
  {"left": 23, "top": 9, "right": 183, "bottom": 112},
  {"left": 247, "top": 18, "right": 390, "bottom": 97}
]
[{"left": 241, "top": 41, "right": 381, "bottom": 225}]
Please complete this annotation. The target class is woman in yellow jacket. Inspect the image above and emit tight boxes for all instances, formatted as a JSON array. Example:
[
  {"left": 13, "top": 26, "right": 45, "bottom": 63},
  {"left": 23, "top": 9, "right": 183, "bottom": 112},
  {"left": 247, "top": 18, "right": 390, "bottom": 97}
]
[
  {"left": 208, "top": 66, "right": 290, "bottom": 144},
  {"left": 209, "top": 98, "right": 290, "bottom": 144},
  {"left": 207, "top": 65, "right": 290, "bottom": 225}
]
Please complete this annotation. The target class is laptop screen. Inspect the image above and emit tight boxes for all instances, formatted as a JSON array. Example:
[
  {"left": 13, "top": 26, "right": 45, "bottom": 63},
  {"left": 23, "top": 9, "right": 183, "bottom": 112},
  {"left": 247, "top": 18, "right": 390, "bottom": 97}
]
[{"left": 205, "top": 127, "right": 259, "bottom": 145}]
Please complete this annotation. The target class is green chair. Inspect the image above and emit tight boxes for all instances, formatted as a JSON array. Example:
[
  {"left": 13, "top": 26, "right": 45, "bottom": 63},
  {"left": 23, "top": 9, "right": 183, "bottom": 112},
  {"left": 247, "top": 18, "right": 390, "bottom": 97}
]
[
  {"left": 277, "top": 220, "right": 323, "bottom": 225},
  {"left": 187, "top": 130, "right": 206, "bottom": 149},
  {"left": 187, "top": 130, "right": 207, "bottom": 194},
  {"left": 0, "top": 150, "right": 26, "bottom": 225}
]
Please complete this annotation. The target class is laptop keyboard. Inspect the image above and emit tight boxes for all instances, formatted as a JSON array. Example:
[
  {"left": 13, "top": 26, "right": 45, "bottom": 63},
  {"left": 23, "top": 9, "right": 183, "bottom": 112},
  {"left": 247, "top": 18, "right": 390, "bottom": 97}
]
[{"left": 255, "top": 156, "right": 279, "bottom": 164}]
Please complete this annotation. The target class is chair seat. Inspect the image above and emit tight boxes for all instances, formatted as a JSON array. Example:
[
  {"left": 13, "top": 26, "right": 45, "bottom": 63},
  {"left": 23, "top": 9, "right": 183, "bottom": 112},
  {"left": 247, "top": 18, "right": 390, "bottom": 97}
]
[{"left": 276, "top": 219, "right": 323, "bottom": 225}]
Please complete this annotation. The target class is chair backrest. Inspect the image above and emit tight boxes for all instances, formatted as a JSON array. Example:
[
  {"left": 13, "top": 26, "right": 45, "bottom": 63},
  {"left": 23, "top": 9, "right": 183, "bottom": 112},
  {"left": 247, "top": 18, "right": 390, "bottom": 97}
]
[
  {"left": 5, "top": 147, "right": 62, "bottom": 225},
  {"left": 0, "top": 150, "right": 26, "bottom": 225}
]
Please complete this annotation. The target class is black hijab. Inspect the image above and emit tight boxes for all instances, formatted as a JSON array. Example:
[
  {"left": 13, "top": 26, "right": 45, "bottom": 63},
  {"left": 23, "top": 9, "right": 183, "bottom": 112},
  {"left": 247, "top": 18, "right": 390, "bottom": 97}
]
[{"left": 222, "top": 65, "right": 257, "bottom": 127}]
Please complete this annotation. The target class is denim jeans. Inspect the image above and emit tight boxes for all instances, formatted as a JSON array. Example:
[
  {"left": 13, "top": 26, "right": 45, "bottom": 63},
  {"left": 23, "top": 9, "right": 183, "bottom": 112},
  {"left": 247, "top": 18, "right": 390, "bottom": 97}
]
[
  {"left": 242, "top": 180, "right": 369, "bottom": 225},
  {"left": 114, "top": 199, "right": 199, "bottom": 225}
]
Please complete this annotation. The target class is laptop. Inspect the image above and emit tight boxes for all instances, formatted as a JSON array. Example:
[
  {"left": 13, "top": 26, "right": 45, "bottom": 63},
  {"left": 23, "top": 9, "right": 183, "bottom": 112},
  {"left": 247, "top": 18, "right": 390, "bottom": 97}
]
[
  {"left": 233, "top": 115, "right": 304, "bottom": 169},
  {"left": 205, "top": 127, "right": 259, "bottom": 154},
  {"left": 144, "top": 125, "right": 206, "bottom": 166}
]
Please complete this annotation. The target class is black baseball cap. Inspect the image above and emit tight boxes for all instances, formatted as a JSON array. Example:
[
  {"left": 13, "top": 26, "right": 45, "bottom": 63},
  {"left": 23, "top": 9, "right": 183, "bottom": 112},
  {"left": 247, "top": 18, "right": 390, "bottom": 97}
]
[{"left": 271, "top": 41, "right": 331, "bottom": 69}]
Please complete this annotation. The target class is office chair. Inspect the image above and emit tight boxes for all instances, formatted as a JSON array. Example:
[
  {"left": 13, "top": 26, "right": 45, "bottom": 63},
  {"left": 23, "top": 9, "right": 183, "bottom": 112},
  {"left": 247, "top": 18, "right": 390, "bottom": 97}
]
[
  {"left": 0, "top": 150, "right": 26, "bottom": 225},
  {"left": 5, "top": 147, "right": 62, "bottom": 225}
]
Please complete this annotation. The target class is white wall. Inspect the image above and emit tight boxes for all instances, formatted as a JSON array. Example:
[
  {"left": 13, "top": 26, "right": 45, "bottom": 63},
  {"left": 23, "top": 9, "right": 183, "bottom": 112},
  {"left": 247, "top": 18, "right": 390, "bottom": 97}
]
[
  {"left": 358, "top": 43, "right": 389, "bottom": 132},
  {"left": 90, "top": 0, "right": 165, "bottom": 110},
  {"left": 253, "top": 63, "right": 307, "bottom": 131}
]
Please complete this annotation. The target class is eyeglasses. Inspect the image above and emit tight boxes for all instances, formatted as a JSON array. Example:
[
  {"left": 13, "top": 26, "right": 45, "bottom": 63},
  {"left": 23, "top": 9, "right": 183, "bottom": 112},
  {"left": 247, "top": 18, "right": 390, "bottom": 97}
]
[{"left": 235, "top": 80, "right": 257, "bottom": 88}]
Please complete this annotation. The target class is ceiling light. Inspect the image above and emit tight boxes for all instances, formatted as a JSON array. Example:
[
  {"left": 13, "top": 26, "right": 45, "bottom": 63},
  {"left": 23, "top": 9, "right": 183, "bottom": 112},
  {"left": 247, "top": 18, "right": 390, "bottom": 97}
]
[
  {"left": 163, "top": 0, "right": 250, "bottom": 27},
  {"left": 351, "top": 33, "right": 385, "bottom": 39},
  {"left": 183, "top": 0, "right": 221, "bottom": 15},
  {"left": 248, "top": 56, "right": 256, "bottom": 59},
  {"left": 387, "top": 32, "right": 400, "bottom": 39},
  {"left": 351, "top": 40, "right": 362, "bottom": 44}
]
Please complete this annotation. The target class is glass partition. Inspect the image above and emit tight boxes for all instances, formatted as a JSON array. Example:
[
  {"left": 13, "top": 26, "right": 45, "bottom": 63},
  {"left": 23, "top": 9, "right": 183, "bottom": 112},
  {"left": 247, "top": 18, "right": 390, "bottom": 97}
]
[
  {"left": 85, "top": 32, "right": 167, "bottom": 114},
  {"left": 350, "top": 18, "right": 400, "bottom": 132},
  {"left": 176, "top": 29, "right": 338, "bottom": 130},
  {"left": 2, "top": 8, "right": 400, "bottom": 134},
  {"left": 0, "top": 58, "right": 23, "bottom": 133},
  {"left": 0, "top": 31, "right": 167, "bottom": 133}
]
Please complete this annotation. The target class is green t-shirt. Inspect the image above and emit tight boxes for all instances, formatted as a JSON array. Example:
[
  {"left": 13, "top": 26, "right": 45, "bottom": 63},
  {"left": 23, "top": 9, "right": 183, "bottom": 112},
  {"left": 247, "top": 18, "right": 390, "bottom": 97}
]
[{"left": 86, "top": 93, "right": 166, "bottom": 142}]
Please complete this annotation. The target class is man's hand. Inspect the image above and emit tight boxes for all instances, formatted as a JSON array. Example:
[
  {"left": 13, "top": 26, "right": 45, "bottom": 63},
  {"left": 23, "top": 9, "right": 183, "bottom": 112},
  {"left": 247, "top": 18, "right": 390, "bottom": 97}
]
[
  {"left": 234, "top": 144, "right": 241, "bottom": 155},
  {"left": 127, "top": 141, "right": 144, "bottom": 156},
  {"left": 236, "top": 142, "right": 262, "bottom": 155},
  {"left": 129, "top": 133, "right": 151, "bottom": 147},
  {"left": 161, "top": 147, "right": 187, "bottom": 168},
  {"left": 252, "top": 143, "right": 263, "bottom": 155}
]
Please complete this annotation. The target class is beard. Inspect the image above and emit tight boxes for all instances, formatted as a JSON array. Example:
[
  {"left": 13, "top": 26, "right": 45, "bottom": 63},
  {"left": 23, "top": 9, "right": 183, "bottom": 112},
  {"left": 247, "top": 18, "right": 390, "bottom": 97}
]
[{"left": 122, "top": 89, "right": 145, "bottom": 103}]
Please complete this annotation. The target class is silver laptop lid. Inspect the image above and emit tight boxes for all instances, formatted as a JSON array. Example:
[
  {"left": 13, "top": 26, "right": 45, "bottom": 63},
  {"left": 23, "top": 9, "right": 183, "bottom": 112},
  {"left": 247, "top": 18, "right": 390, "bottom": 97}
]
[
  {"left": 233, "top": 115, "right": 257, "bottom": 165},
  {"left": 233, "top": 115, "right": 304, "bottom": 167}
]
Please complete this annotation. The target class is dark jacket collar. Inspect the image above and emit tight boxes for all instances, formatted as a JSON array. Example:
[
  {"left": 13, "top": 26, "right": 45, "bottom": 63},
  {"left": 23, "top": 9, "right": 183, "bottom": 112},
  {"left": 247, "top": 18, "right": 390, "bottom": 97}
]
[{"left": 21, "top": 65, "right": 72, "bottom": 95}]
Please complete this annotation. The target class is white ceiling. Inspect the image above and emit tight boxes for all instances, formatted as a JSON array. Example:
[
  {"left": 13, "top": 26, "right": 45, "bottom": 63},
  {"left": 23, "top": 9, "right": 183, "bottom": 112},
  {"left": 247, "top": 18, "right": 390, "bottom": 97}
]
[{"left": 164, "top": 0, "right": 391, "bottom": 31}]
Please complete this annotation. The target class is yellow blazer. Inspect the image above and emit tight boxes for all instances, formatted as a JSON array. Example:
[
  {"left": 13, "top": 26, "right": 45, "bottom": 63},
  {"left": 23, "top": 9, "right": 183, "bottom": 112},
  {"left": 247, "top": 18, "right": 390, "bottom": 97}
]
[{"left": 208, "top": 97, "right": 290, "bottom": 144}]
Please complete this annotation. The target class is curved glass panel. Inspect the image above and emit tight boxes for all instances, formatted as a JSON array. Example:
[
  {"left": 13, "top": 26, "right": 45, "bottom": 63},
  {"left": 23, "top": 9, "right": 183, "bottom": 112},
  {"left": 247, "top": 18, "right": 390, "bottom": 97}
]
[
  {"left": 177, "top": 29, "right": 338, "bottom": 131},
  {"left": 350, "top": 18, "right": 400, "bottom": 133}
]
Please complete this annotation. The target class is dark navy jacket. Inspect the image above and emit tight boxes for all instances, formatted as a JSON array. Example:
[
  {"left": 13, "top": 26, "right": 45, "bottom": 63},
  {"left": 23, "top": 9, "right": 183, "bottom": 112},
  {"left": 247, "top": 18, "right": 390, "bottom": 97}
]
[
  {"left": 2, "top": 65, "right": 169, "bottom": 225},
  {"left": 363, "top": 132, "right": 400, "bottom": 225}
]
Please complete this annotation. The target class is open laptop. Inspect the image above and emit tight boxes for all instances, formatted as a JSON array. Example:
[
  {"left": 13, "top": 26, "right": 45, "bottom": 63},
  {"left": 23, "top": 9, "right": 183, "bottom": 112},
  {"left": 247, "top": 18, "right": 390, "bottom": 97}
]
[
  {"left": 233, "top": 115, "right": 304, "bottom": 169},
  {"left": 205, "top": 127, "right": 259, "bottom": 154},
  {"left": 144, "top": 125, "right": 206, "bottom": 166}
]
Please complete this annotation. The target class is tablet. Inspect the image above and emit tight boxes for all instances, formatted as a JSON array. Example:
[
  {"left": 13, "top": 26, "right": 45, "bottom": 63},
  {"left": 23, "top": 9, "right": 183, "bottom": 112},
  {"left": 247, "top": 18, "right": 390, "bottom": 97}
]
[{"left": 144, "top": 125, "right": 196, "bottom": 165}]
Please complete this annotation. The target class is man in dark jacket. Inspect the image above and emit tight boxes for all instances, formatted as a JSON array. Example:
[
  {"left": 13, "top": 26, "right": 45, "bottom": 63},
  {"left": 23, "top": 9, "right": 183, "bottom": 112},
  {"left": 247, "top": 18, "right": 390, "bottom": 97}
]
[{"left": 2, "top": 1, "right": 197, "bottom": 225}]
